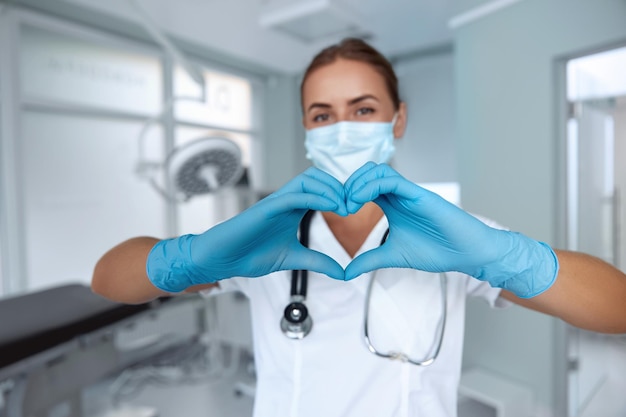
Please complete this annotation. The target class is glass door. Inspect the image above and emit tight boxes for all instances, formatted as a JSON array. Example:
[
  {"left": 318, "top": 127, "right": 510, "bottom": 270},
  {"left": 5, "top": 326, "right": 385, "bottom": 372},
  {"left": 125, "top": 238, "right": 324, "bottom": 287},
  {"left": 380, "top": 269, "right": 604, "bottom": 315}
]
[
  {"left": 566, "top": 98, "right": 612, "bottom": 417},
  {"left": 565, "top": 45, "right": 626, "bottom": 417}
]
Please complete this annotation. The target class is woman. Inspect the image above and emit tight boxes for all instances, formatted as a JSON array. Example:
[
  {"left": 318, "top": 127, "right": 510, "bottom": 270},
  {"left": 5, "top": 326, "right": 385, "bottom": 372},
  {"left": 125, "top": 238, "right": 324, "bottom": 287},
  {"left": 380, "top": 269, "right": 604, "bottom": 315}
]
[{"left": 92, "top": 38, "right": 626, "bottom": 417}]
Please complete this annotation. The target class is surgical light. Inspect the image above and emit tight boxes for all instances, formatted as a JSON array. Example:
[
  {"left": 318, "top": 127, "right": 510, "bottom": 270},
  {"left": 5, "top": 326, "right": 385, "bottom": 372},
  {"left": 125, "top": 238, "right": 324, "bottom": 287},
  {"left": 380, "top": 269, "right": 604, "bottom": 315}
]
[
  {"left": 165, "top": 137, "right": 245, "bottom": 201},
  {"left": 129, "top": 0, "right": 245, "bottom": 201}
]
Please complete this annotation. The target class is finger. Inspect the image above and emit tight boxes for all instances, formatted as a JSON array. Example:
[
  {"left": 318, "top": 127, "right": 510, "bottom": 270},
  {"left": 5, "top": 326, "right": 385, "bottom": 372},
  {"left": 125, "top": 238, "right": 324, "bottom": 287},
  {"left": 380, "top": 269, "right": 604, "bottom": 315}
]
[
  {"left": 275, "top": 167, "right": 345, "bottom": 201},
  {"left": 343, "top": 161, "right": 378, "bottom": 191},
  {"left": 342, "top": 162, "right": 380, "bottom": 213},
  {"left": 261, "top": 192, "right": 343, "bottom": 219},
  {"left": 282, "top": 246, "right": 345, "bottom": 280},
  {"left": 345, "top": 164, "right": 407, "bottom": 213},
  {"left": 302, "top": 166, "right": 346, "bottom": 198},
  {"left": 348, "top": 176, "right": 422, "bottom": 208},
  {"left": 345, "top": 163, "right": 400, "bottom": 193},
  {"left": 344, "top": 246, "right": 397, "bottom": 281},
  {"left": 273, "top": 168, "right": 347, "bottom": 216}
]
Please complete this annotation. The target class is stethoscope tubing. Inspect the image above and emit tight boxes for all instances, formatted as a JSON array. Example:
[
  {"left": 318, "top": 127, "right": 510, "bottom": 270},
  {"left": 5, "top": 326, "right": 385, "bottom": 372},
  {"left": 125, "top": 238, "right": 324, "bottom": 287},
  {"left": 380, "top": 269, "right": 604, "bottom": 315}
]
[
  {"left": 284, "top": 210, "right": 447, "bottom": 367},
  {"left": 362, "top": 271, "right": 447, "bottom": 366}
]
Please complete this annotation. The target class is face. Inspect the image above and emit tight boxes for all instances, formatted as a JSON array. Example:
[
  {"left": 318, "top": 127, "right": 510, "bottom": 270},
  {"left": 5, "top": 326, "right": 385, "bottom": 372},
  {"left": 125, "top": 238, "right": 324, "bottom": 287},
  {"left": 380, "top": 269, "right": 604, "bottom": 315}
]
[{"left": 301, "top": 58, "right": 407, "bottom": 138}]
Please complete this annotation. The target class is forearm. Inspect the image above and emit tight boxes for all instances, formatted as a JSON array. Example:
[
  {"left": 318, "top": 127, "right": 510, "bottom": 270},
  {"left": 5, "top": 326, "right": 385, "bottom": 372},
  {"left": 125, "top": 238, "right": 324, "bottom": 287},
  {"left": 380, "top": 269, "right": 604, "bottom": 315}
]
[
  {"left": 501, "top": 250, "right": 626, "bottom": 333},
  {"left": 92, "top": 237, "right": 170, "bottom": 304}
]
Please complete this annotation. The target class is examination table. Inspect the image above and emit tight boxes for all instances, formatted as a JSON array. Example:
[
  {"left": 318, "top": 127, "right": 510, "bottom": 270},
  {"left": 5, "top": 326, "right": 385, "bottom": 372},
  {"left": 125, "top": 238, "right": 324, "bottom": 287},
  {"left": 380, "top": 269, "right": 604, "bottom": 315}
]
[{"left": 0, "top": 284, "right": 205, "bottom": 417}]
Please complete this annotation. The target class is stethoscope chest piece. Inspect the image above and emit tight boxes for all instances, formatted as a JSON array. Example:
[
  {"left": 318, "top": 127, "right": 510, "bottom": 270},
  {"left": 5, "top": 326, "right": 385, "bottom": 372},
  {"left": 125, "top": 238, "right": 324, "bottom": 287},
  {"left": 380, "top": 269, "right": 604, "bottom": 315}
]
[
  {"left": 280, "top": 210, "right": 446, "bottom": 366},
  {"left": 281, "top": 210, "right": 316, "bottom": 340},
  {"left": 280, "top": 295, "right": 313, "bottom": 339}
]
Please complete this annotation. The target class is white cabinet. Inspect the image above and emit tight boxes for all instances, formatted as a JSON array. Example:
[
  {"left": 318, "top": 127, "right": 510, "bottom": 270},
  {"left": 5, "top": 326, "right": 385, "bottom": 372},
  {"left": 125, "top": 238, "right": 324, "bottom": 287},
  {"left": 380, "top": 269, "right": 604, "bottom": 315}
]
[{"left": 458, "top": 368, "right": 534, "bottom": 417}]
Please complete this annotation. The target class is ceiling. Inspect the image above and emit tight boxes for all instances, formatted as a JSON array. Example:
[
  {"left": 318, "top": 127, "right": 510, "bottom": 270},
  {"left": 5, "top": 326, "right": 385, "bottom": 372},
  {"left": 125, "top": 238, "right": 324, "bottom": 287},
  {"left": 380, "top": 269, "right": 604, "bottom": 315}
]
[{"left": 59, "top": 0, "right": 467, "bottom": 74}]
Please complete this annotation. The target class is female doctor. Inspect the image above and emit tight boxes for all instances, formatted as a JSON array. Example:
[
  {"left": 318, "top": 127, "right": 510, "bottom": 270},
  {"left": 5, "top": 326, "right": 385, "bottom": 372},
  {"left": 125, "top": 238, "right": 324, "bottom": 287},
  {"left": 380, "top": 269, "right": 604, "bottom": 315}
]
[{"left": 92, "top": 38, "right": 626, "bottom": 417}]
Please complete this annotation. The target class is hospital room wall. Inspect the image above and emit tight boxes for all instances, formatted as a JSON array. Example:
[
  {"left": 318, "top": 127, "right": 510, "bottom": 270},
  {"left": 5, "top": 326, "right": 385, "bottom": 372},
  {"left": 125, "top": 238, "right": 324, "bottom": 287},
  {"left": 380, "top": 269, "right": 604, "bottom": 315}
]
[
  {"left": 394, "top": 53, "right": 457, "bottom": 184},
  {"left": 261, "top": 74, "right": 307, "bottom": 192},
  {"left": 452, "top": 0, "right": 499, "bottom": 16},
  {"left": 454, "top": 0, "right": 626, "bottom": 413}
]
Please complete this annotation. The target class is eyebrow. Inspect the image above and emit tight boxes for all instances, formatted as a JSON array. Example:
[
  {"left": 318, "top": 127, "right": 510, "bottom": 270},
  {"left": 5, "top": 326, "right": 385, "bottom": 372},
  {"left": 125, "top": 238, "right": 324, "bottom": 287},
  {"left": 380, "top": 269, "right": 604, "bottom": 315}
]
[
  {"left": 306, "top": 94, "right": 380, "bottom": 114},
  {"left": 348, "top": 94, "right": 379, "bottom": 106}
]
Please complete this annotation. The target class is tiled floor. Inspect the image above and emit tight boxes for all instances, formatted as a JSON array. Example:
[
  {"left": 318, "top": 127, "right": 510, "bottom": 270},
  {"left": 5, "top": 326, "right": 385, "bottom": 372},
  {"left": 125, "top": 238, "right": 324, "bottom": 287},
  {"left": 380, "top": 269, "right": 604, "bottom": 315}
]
[
  {"left": 83, "top": 367, "right": 255, "bottom": 417},
  {"left": 126, "top": 374, "right": 254, "bottom": 417},
  {"left": 81, "top": 336, "right": 626, "bottom": 417}
]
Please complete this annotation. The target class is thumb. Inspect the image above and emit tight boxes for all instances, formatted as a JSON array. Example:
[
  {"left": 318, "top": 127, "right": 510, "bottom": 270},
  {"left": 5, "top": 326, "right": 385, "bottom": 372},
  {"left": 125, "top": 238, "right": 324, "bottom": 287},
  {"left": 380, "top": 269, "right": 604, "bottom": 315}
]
[
  {"left": 345, "top": 246, "right": 395, "bottom": 281},
  {"left": 282, "top": 246, "right": 345, "bottom": 281}
]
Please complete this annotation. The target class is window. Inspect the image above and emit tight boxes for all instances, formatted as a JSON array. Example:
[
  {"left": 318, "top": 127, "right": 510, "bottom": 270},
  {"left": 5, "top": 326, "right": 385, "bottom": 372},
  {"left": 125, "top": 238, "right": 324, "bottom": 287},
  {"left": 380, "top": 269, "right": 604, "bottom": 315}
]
[
  {"left": 174, "top": 66, "right": 253, "bottom": 130},
  {"left": 0, "top": 11, "right": 263, "bottom": 294},
  {"left": 20, "top": 25, "right": 163, "bottom": 115},
  {"left": 172, "top": 66, "right": 258, "bottom": 233}
]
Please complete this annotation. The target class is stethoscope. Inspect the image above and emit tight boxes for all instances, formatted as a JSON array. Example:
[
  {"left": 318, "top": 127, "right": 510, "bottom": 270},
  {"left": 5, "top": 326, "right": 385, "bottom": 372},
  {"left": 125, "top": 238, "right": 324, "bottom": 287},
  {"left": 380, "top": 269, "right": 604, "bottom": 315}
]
[
  {"left": 280, "top": 210, "right": 448, "bottom": 366},
  {"left": 280, "top": 210, "right": 316, "bottom": 339}
]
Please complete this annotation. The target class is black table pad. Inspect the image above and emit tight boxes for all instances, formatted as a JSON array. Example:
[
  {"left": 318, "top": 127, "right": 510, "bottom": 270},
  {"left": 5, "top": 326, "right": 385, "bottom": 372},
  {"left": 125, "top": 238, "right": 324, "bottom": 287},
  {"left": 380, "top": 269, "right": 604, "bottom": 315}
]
[{"left": 0, "top": 284, "right": 158, "bottom": 369}]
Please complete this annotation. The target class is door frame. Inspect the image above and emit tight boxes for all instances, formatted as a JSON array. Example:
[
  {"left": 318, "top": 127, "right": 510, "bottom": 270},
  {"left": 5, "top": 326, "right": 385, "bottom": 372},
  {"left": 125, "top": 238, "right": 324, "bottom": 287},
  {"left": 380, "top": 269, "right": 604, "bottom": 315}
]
[{"left": 554, "top": 39, "right": 626, "bottom": 417}]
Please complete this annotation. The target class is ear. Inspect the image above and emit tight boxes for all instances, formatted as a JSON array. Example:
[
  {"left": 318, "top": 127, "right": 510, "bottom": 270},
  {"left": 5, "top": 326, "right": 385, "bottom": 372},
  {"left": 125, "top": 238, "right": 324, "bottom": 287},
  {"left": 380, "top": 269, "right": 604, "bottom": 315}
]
[{"left": 393, "top": 102, "right": 408, "bottom": 139}]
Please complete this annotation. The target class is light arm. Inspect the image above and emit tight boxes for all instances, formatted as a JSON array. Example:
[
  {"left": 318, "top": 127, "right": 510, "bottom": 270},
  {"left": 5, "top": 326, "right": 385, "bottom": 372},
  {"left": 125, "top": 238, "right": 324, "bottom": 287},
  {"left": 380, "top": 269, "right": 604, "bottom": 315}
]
[
  {"left": 500, "top": 250, "right": 626, "bottom": 334},
  {"left": 92, "top": 236, "right": 220, "bottom": 304},
  {"left": 92, "top": 236, "right": 170, "bottom": 304}
]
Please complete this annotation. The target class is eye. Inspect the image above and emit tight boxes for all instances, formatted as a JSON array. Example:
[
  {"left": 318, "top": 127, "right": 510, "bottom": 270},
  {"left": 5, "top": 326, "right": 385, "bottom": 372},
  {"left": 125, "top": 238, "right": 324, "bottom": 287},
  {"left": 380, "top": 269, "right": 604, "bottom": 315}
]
[
  {"left": 312, "top": 113, "right": 330, "bottom": 123},
  {"left": 356, "top": 107, "right": 375, "bottom": 116}
]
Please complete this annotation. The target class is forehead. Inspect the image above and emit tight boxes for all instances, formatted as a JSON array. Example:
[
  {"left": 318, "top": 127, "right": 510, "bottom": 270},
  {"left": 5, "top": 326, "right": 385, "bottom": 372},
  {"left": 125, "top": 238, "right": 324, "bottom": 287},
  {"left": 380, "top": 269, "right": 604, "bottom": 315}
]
[{"left": 302, "top": 58, "right": 390, "bottom": 105}]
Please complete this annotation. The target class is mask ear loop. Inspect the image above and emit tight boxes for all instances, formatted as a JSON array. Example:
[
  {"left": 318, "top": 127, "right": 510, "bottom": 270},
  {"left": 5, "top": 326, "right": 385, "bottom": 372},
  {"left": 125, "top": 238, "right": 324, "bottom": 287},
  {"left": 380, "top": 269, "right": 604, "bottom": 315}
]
[
  {"left": 388, "top": 112, "right": 401, "bottom": 141},
  {"left": 390, "top": 112, "right": 400, "bottom": 135}
]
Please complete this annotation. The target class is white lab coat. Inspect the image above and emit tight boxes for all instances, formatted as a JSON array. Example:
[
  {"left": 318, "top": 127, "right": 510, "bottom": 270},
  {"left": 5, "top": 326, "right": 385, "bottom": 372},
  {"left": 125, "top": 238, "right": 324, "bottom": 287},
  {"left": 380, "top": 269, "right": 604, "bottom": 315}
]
[{"left": 214, "top": 212, "right": 508, "bottom": 417}]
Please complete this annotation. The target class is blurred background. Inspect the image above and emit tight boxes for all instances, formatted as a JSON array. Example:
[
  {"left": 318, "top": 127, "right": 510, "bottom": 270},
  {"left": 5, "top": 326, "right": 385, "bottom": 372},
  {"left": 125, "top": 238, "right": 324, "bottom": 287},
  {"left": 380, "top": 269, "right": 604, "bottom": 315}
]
[{"left": 0, "top": 0, "right": 625, "bottom": 416}]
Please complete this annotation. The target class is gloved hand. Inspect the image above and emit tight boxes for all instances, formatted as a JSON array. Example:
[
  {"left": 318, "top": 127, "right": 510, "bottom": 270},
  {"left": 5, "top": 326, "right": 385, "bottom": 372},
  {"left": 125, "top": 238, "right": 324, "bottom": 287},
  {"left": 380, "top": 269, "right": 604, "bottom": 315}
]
[
  {"left": 343, "top": 162, "right": 559, "bottom": 298},
  {"left": 147, "top": 167, "right": 348, "bottom": 292}
]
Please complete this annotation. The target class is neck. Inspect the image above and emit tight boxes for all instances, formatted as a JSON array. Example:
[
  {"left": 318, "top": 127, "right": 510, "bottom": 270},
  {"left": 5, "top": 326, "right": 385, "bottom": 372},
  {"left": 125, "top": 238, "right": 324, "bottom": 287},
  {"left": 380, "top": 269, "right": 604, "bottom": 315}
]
[{"left": 322, "top": 203, "right": 384, "bottom": 258}]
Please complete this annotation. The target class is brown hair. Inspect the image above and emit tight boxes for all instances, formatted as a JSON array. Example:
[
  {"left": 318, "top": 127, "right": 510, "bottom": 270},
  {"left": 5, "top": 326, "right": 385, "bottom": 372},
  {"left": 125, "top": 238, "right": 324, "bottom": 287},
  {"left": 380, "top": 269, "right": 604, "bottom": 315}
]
[{"left": 300, "top": 37, "right": 401, "bottom": 111}]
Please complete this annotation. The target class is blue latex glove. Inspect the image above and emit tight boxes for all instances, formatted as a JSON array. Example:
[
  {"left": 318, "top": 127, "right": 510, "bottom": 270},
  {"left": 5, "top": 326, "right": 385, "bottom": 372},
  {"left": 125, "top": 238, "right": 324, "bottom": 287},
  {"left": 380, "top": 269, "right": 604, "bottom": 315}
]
[
  {"left": 147, "top": 167, "right": 348, "bottom": 292},
  {"left": 343, "top": 162, "right": 559, "bottom": 298}
]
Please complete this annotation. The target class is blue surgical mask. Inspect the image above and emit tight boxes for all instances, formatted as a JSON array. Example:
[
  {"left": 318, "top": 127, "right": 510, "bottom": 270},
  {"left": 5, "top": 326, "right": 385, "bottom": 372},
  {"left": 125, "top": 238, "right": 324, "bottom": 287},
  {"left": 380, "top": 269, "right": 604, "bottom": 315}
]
[{"left": 304, "top": 115, "right": 397, "bottom": 184}]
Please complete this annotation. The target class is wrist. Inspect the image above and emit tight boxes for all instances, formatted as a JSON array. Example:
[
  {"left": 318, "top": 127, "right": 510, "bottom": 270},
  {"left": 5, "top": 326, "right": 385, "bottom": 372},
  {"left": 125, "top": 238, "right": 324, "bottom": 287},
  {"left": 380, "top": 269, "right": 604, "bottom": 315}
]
[
  {"left": 478, "top": 231, "right": 559, "bottom": 298},
  {"left": 146, "top": 235, "right": 215, "bottom": 293}
]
